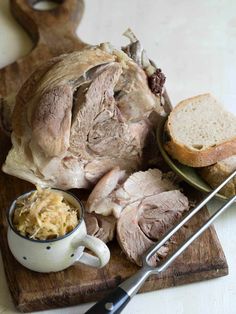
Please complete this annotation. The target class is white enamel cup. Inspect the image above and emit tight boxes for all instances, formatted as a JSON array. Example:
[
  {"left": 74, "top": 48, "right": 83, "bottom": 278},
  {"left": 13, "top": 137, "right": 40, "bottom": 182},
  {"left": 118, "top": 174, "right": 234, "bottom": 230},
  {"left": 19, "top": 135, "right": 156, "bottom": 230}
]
[{"left": 7, "top": 190, "right": 110, "bottom": 272}]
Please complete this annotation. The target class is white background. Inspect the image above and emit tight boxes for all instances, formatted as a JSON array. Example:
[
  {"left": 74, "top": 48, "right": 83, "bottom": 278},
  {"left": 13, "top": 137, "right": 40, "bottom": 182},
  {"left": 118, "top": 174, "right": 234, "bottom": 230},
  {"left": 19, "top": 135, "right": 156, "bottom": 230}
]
[{"left": 0, "top": 1, "right": 236, "bottom": 313}]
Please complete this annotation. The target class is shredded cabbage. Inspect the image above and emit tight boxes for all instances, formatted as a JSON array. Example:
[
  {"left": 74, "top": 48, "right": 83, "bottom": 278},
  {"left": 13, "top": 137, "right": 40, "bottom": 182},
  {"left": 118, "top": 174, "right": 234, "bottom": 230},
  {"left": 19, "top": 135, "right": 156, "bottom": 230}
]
[{"left": 13, "top": 186, "right": 79, "bottom": 240}]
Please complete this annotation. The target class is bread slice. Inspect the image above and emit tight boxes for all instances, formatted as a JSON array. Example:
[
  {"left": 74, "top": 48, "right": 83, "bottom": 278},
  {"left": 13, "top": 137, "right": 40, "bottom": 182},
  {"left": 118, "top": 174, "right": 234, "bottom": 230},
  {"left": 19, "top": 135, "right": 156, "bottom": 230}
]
[
  {"left": 164, "top": 94, "right": 236, "bottom": 167},
  {"left": 198, "top": 156, "right": 236, "bottom": 197}
]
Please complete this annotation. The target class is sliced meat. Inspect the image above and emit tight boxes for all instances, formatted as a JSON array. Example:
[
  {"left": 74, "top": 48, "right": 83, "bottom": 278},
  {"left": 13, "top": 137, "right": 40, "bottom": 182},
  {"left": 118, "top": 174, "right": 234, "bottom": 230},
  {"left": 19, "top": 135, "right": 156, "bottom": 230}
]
[
  {"left": 115, "top": 168, "right": 176, "bottom": 204},
  {"left": 117, "top": 190, "right": 189, "bottom": 266},
  {"left": 87, "top": 168, "right": 176, "bottom": 218},
  {"left": 117, "top": 201, "right": 168, "bottom": 266},
  {"left": 86, "top": 167, "right": 126, "bottom": 216},
  {"left": 138, "top": 190, "right": 189, "bottom": 240},
  {"left": 117, "top": 201, "right": 155, "bottom": 266},
  {"left": 86, "top": 167, "right": 189, "bottom": 266},
  {"left": 84, "top": 212, "right": 116, "bottom": 243}
]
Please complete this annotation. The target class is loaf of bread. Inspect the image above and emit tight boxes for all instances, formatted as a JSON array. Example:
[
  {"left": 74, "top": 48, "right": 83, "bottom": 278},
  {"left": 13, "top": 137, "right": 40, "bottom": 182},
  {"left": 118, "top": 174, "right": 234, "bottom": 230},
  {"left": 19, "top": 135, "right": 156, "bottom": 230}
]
[
  {"left": 164, "top": 94, "right": 236, "bottom": 167},
  {"left": 198, "top": 156, "right": 236, "bottom": 197}
]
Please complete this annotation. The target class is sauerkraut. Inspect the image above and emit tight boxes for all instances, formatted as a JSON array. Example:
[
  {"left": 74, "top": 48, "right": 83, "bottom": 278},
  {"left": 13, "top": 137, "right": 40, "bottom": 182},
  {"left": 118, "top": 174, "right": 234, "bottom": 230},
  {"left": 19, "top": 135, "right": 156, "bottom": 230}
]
[{"left": 13, "top": 186, "right": 79, "bottom": 240}]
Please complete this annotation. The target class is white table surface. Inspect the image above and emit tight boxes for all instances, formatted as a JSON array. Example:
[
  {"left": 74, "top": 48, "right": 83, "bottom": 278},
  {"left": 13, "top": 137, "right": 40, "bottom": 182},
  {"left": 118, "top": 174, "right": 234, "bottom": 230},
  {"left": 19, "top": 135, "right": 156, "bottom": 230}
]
[{"left": 0, "top": 0, "right": 236, "bottom": 313}]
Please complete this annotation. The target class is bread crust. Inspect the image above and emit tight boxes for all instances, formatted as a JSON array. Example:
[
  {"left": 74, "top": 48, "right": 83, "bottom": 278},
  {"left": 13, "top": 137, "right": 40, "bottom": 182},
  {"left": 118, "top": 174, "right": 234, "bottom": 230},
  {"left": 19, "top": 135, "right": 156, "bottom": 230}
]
[
  {"left": 164, "top": 94, "right": 236, "bottom": 167},
  {"left": 198, "top": 158, "right": 236, "bottom": 197}
]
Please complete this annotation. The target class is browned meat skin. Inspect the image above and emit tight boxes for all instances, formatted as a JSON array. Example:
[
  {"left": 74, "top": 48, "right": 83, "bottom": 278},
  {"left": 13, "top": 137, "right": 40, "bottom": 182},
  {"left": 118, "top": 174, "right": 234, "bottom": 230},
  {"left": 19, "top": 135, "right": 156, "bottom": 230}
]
[
  {"left": 31, "top": 85, "right": 73, "bottom": 157},
  {"left": 84, "top": 212, "right": 116, "bottom": 243},
  {"left": 3, "top": 47, "right": 164, "bottom": 189},
  {"left": 117, "top": 190, "right": 189, "bottom": 267}
]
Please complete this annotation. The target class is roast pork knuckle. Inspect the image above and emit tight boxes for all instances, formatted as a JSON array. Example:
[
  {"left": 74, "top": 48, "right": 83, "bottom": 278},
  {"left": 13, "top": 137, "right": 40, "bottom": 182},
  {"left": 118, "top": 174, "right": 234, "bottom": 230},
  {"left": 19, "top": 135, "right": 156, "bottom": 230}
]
[{"left": 2, "top": 45, "right": 164, "bottom": 189}]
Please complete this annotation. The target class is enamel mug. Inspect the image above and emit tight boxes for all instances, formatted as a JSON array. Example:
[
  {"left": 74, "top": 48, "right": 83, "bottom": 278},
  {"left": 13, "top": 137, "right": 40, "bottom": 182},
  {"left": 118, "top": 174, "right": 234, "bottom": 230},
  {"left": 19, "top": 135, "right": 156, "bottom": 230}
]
[{"left": 7, "top": 190, "right": 110, "bottom": 272}]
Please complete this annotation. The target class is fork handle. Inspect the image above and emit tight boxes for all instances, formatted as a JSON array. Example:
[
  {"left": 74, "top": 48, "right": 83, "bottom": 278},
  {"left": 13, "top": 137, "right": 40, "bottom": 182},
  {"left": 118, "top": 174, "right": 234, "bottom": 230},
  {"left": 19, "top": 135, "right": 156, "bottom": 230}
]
[
  {"left": 85, "top": 267, "right": 151, "bottom": 314},
  {"left": 85, "top": 287, "right": 130, "bottom": 314}
]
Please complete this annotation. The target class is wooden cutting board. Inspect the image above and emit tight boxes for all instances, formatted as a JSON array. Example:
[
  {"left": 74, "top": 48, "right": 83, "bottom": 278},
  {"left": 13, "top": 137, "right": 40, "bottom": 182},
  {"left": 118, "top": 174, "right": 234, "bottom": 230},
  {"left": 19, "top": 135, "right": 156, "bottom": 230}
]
[{"left": 0, "top": 0, "right": 228, "bottom": 312}]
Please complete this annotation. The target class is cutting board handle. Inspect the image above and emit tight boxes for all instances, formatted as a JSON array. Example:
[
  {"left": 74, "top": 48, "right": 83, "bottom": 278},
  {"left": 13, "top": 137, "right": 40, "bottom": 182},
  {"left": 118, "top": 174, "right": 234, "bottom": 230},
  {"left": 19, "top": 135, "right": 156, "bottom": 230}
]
[
  {"left": 10, "top": 0, "right": 85, "bottom": 42},
  {"left": 0, "top": 0, "right": 86, "bottom": 100},
  {"left": 1, "top": 0, "right": 87, "bottom": 131}
]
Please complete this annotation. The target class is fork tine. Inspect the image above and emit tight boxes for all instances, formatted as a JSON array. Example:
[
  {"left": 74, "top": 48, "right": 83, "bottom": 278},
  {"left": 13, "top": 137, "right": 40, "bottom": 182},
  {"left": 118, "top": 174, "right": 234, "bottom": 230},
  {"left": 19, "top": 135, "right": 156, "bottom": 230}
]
[
  {"left": 143, "top": 169, "right": 236, "bottom": 264},
  {"left": 156, "top": 193, "right": 236, "bottom": 273}
]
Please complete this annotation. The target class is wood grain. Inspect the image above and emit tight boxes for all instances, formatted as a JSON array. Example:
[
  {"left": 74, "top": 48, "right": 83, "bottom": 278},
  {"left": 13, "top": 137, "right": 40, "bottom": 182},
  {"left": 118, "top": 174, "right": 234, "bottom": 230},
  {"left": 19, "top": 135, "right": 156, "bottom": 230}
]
[
  {"left": 0, "top": 0, "right": 228, "bottom": 312},
  {"left": 0, "top": 0, "right": 86, "bottom": 98}
]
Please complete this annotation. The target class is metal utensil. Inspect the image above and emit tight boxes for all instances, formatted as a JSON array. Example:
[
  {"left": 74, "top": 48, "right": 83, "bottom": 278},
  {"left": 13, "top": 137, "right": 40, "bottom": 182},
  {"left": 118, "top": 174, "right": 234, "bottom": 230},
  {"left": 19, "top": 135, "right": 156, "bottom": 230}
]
[{"left": 85, "top": 170, "right": 236, "bottom": 314}]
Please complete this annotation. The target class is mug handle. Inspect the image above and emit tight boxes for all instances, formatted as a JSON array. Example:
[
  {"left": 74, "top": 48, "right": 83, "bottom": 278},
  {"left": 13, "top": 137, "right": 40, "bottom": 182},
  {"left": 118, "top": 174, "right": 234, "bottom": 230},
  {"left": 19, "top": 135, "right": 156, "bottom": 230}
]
[{"left": 72, "top": 234, "right": 110, "bottom": 268}]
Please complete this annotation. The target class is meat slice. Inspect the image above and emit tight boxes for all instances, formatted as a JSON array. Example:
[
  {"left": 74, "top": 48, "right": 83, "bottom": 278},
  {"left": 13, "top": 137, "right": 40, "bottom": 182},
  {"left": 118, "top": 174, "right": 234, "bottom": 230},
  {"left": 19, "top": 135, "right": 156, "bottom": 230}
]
[
  {"left": 115, "top": 168, "right": 176, "bottom": 205},
  {"left": 117, "top": 201, "right": 155, "bottom": 266},
  {"left": 86, "top": 167, "right": 189, "bottom": 266},
  {"left": 84, "top": 212, "right": 116, "bottom": 243},
  {"left": 117, "top": 190, "right": 189, "bottom": 266},
  {"left": 86, "top": 167, "right": 126, "bottom": 216},
  {"left": 87, "top": 168, "right": 176, "bottom": 217},
  {"left": 138, "top": 190, "right": 189, "bottom": 240}
]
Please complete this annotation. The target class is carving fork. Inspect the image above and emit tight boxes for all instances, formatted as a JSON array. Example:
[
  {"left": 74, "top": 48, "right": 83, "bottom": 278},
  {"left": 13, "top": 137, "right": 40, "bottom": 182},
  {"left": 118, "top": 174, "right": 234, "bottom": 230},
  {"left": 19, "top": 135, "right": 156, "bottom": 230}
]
[{"left": 86, "top": 170, "right": 236, "bottom": 314}]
